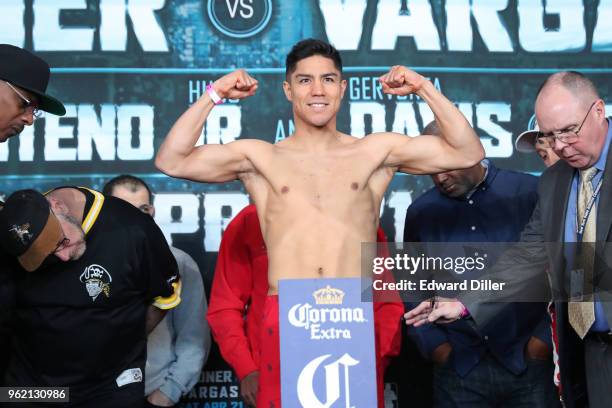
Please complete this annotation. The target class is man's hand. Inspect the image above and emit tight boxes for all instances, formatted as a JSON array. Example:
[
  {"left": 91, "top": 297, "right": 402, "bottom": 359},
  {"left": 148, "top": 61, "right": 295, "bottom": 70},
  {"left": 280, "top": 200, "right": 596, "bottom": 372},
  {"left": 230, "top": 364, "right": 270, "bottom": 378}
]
[
  {"left": 213, "top": 69, "right": 258, "bottom": 100},
  {"left": 240, "top": 371, "right": 259, "bottom": 407},
  {"left": 431, "top": 342, "right": 453, "bottom": 366},
  {"left": 404, "top": 298, "right": 465, "bottom": 326},
  {"left": 379, "top": 66, "right": 427, "bottom": 96},
  {"left": 525, "top": 336, "right": 551, "bottom": 360},
  {"left": 146, "top": 389, "right": 174, "bottom": 407}
]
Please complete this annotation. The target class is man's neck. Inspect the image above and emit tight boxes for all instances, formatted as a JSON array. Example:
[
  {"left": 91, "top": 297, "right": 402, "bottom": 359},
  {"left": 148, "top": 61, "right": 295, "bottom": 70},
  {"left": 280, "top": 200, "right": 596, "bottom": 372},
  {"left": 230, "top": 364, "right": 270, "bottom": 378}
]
[
  {"left": 463, "top": 163, "right": 487, "bottom": 199},
  {"left": 474, "top": 163, "right": 487, "bottom": 185},
  {"left": 289, "top": 122, "right": 344, "bottom": 152}
]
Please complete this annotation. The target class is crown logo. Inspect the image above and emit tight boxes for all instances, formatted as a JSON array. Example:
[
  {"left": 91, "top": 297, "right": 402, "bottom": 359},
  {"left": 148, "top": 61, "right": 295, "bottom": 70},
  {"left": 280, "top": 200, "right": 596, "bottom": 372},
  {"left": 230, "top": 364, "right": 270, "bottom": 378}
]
[{"left": 313, "top": 285, "right": 345, "bottom": 305}]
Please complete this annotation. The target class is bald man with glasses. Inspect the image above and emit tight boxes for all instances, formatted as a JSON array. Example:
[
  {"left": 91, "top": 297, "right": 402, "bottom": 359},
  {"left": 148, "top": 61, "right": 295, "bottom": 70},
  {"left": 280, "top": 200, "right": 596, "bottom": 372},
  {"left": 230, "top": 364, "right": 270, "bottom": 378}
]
[
  {"left": 0, "top": 44, "right": 65, "bottom": 143},
  {"left": 406, "top": 71, "right": 612, "bottom": 408}
]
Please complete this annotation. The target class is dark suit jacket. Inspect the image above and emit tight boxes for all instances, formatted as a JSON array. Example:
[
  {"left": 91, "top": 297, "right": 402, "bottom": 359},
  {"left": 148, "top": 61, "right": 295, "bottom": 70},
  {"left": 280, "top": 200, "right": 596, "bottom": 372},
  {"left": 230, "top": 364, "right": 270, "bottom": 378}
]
[{"left": 466, "top": 134, "right": 612, "bottom": 407}]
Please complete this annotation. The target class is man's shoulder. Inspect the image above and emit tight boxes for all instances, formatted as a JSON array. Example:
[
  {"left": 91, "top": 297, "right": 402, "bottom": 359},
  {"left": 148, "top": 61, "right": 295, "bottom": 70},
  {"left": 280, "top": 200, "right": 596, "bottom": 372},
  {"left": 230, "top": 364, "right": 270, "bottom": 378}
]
[
  {"left": 96, "top": 197, "right": 167, "bottom": 246},
  {"left": 227, "top": 204, "right": 260, "bottom": 233},
  {"left": 170, "top": 246, "right": 196, "bottom": 267},
  {"left": 234, "top": 204, "right": 257, "bottom": 219},
  {"left": 170, "top": 246, "right": 201, "bottom": 278},
  {"left": 103, "top": 196, "right": 156, "bottom": 225},
  {"left": 407, "top": 187, "right": 445, "bottom": 213},
  {"left": 169, "top": 247, "right": 203, "bottom": 304},
  {"left": 360, "top": 132, "right": 400, "bottom": 145},
  {"left": 537, "top": 160, "right": 573, "bottom": 193},
  {"left": 234, "top": 138, "right": 275, "bottom": 156},
  {"left": 493, "top": 168, "right": 538, "bottom": 189},
  {"left": 541, "top": 159, "right": 570, "bottom": 180},
  {"left": 495, "top": 167, "right": 537, "bottom": 180}
]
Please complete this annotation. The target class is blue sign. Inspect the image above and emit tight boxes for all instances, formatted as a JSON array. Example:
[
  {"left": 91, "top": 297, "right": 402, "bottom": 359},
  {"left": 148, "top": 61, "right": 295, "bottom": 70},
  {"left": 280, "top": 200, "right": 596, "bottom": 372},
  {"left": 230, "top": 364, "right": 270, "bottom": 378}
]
[{"left": 279, "top": 278, "right": 377, "bottom": 407}]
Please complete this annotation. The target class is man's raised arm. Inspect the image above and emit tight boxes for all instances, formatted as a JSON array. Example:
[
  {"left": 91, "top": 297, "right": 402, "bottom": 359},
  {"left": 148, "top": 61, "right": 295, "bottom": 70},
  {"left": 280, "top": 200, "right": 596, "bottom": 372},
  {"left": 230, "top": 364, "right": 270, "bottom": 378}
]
[
  {"left": 155, "top": 70, "right": 260, "bottom": 183},
  {"left": 377, "top": 66, "right": 484, "bottom": 175}
]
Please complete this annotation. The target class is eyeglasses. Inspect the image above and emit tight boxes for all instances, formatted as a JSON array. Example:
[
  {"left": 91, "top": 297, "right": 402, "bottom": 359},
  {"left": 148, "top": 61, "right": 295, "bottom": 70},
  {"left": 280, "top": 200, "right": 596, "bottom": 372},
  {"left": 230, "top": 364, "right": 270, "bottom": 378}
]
[
  {"left": 536, "top": 100, "right": 597, "bottom": 148},
  {"left": 4, "top": 81, "right": 43, "bottom": 120},
  {"left": 54, "top": 237, "right": 70, "bottom": 253}
]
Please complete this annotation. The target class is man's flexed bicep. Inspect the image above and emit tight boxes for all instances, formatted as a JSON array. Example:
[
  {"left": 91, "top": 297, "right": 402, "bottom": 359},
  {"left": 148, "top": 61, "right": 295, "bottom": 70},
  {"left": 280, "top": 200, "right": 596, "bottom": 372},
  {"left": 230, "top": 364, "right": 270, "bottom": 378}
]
[
  {"left": 377, "top": 65, "right": 484, "bottom": 174},
  {"left": 383, "top": 132, "right": 480, "bottom": 175},
  {"left": 157, "top": 139, "right": 264, "bottom": 183},
  {"left": 155, "top": 69, "right": 260, "bottom": 182}
]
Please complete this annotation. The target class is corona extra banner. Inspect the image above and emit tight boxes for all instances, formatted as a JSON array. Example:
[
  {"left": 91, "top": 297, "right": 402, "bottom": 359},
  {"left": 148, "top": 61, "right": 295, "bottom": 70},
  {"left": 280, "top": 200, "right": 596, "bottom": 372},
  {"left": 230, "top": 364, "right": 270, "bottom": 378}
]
[
  {"left": 0, "top": 1, "right": 611, "bottom": 406},
  {"left": 279, "top": 278, "right": 377, "bottom": 407}
]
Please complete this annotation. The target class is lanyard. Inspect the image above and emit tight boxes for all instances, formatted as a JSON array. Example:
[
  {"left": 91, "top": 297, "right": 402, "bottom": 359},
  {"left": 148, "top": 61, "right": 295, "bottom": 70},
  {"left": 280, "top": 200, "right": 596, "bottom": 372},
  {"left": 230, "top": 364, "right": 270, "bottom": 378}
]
[{"left": 576, "top": 176, "right": 603, "bottom": 242}]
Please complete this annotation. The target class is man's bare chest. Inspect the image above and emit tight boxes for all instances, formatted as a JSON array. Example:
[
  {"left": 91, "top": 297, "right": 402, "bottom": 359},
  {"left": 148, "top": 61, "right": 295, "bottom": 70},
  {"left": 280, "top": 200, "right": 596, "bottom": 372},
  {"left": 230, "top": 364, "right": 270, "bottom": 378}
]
[{"left": 263, "top": 154, "right": 373, "bottom": 197}]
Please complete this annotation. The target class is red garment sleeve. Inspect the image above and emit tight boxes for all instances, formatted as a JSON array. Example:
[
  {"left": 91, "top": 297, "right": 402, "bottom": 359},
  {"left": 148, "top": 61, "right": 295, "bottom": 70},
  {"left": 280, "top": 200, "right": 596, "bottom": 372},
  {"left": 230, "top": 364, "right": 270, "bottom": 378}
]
[
  {"left": 207, "top": 208, "right": 258, "bottom": 380},
  {"left": 373, "top": 228, "right": 404, "bottom": 408},
  {"left": 373, "top": 227, "right": 403, "bottom": 372}
]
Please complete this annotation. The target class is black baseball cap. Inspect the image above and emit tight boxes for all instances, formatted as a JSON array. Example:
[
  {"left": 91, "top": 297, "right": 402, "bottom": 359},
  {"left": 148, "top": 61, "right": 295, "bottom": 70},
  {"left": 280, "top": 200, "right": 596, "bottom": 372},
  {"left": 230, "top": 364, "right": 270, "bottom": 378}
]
[
  {"left": 0, "top": 44, "right": 66, "bottom": 116},
  {"left": 0, "top": 189, "right": 63, "bottom": 272}
]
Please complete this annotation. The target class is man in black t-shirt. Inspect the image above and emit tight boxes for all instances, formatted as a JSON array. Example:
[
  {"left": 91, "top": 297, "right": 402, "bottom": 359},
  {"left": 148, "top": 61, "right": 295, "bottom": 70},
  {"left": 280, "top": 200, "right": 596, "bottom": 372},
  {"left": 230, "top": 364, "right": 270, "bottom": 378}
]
[{"left": 0, "top": 188, "right": 180, "bottom": 407}]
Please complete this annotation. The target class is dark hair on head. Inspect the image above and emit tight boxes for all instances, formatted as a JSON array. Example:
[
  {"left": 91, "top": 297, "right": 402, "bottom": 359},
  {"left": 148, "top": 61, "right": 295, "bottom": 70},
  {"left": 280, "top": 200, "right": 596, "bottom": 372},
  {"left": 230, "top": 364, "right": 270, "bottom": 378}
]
[
  {"left": 102, "top": 174, "right": 153, "bottom": 204},
  {"left": 285, "top": 38, "right": 342, "bottom": 79}
]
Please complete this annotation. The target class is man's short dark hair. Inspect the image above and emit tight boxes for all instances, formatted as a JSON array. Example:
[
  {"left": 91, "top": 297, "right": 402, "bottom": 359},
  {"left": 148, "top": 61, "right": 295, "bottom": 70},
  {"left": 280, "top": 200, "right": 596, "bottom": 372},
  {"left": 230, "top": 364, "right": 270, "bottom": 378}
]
[
  {"left": 285, "top": 39, "right": 343, "bottom": 79},
  {"left": 103, "top": 174, "right": 153, "bottom": 204}
]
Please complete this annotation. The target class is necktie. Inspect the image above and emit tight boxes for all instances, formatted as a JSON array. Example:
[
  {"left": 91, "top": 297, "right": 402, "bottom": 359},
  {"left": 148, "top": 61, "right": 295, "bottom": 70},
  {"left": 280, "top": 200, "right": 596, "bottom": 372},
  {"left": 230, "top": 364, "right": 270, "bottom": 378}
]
[{"left": 568, "top": 167, "right": 598, "bottom": 339}]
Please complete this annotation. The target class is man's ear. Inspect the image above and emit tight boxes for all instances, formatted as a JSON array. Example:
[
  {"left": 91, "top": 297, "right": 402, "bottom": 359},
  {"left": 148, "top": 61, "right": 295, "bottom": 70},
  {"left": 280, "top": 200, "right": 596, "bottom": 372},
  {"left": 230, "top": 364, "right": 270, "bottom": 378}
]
[
  {"left": 149, "top": 205, "right": 156, "bottom": 218},
  {"left": 47, "top": 197, "right": 68, "bottom": 216},
  {"left": 340, "top": 78, "right": 347, "bottom": 99},
  {"left": 283, "top": 80, "right": 292, "bottom": 102},
  {"left": 594, "top": 98, "right": 606, "bottom": 120}
]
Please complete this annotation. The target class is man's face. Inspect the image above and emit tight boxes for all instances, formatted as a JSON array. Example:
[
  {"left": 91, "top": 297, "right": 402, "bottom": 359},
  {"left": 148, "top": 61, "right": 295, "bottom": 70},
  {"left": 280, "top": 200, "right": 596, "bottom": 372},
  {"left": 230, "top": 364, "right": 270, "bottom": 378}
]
[
  {"left": 110, "top": 185, "right": 154, "bottom": 217},
  {"left": 85, "top": 279, "right": 103, "bottom": 298},
  {"left": 534, "top": 139, "right": 560, "bottom": 168},
  {"left": 536, "top": 87, "right": 607, "bottom": 169},
  {"left": 0, "top": 82, "right": 38, "bottom": 143},
  {"left": 283, "top": 55, "right": 347, "bottom": 128},
  {"left": 53, "top": 213, "right": 87, "bottom": 262},
  {"left": 431, "top": 164, "right": 483, "bottom": 199}
]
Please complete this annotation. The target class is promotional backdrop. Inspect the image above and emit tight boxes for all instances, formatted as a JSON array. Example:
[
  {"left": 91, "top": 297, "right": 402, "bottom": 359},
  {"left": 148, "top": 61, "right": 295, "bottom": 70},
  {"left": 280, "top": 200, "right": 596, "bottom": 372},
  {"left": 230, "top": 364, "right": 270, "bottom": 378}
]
[{"left": 1, "top": 1, "right": 611, "bottom": 407}]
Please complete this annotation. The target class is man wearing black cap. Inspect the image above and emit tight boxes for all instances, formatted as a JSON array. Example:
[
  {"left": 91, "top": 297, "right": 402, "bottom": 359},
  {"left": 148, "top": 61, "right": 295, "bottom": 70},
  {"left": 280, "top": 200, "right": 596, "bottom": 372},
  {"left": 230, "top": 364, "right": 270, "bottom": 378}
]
[
  {"left": 0, "top": 44, "right": 65, "bottom": 383},
  {"left": 0, "top": 187, "right": 181, "bottom": 407},
  {"left": 0, "top": 44, "right": 66, "bottom": 143}
]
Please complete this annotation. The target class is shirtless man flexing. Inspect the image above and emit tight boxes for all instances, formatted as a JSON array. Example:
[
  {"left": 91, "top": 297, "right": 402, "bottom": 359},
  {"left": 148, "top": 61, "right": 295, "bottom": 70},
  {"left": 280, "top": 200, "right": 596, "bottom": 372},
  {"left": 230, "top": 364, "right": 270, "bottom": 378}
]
[{"left": 156, "top": 39, "right": 484, "bottom": 406}]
